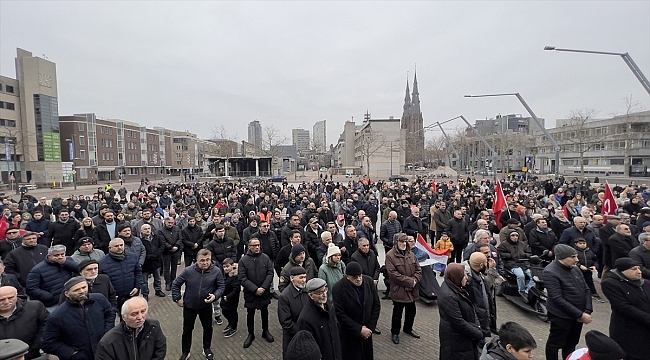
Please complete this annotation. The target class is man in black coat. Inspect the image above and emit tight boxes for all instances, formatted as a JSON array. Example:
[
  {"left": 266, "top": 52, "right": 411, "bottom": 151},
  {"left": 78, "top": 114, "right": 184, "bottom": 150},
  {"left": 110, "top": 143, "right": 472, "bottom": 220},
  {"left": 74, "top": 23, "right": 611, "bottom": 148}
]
[
  {"left": 158, "top": 217, "right": 183, "bottom": 291},
  {"left": 608, "top": 223, "right": 639, "bottom": 271},
  {"left": 74, "top": 259, "right": 117, "bottom": 309},
  {"left": 464, "top": 252, "right": 498, "bottom": 337},
  {"left": 599, "top": 215, "right": 621, "bottom": 276},
  {"left": 445, "top": 209, "right": 469, "bottom": 263},
  {"left": 402, "top": 207, "right": 426, "bottom": 240},
  {"left": 350, "top": 239, "right": 380, "bottom": 285},
  {"left": 601, "top": 257, "right": 650, "bottom": 360},
  {"left": 139, "top": 224, "right": 165, "bottom": 299},
  {"left": 205, "top": 224, "right": 236, "bottom": 266},
  {"left": 528, "top": 218, "right": 558, "bottom": 261},
  {"left": 95, "top": 297, "right": 166, "bottom": 360},
  {"left": 297, "top": 278, "right": 343, "bottom": 360},
  {"left": 332, "top": 262, "right": 380, "bottom": 360},
  {"left": 277, "top": 266, "right": 309, "bottom": 359},
  {"left": 281, "top": 215, "right": 304, "bottom": 248},
  {"left": 93, "top": 210, "right": 118, "bottom": 253},
  {"left": 0, "top": 285, "right": 48, "bottom": 360},
  {"left": 542, "top": 244, "right": 593, "bottom": 360},
  {"left": 3, "top": 232, "right": 47, "bottom": 287},
  {"left": 47, "top": 209, "right": 79, "bottom": 256},
  {"left": 181, "top": 217, "right": 204, "bottom": 267},
  {"left": 239, "top": 238, "right": 275, "bottom": 349},
  {"left": 341, "top": 225, "right": 359, "bottom": 264},
  {"left": 629, "top": 233, "right": 650, "bottom": 279}
]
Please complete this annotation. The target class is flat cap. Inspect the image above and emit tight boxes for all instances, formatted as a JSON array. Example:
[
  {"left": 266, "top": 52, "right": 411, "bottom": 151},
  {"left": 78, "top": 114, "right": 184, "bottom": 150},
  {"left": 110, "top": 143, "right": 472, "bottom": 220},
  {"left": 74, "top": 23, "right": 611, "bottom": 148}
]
[
  {"left": 305, "top": 278, "right": 327, "bottom": 293},
  {"left": 0, "top": 339, "right": 29, "bottom": 360}
]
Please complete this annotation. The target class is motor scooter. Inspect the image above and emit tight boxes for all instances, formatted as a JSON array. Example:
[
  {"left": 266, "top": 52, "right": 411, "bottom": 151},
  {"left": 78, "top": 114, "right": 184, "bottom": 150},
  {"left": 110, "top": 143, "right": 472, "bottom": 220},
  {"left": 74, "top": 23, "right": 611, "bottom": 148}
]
[{"left": 499, "top": 256, "right": 549, "bottom": 321}]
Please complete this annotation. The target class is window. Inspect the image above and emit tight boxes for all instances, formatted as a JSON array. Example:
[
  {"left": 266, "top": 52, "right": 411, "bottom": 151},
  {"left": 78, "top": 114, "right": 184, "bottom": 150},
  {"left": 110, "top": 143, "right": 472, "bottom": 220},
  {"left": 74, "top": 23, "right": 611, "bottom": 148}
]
[
  {"left": 78, "top": 136, "right": 85, "bottom": 145},
  {"left": 5, "top": 85, "right": 13, "bottom": 93},
  {"left": 79, "top": 150, "right": 86, "bottom": 160},
  {"left": 102, "top": 152, "right": 106, "bottom": 161},
  {"left": 109, "top": 140, "right": 113, "bottom": 148},
  {"left": 109, "top": 152, "right": 114, "bottom": 160},
  {"left": 4, "top": 102, "right": 14, "bottom": 110},
  {"left": 108, "top": 128, "right": 112, "bottom": 135},
  {"left": 0, "top": 101, "right": 3, "bottom": 108},
  {"left": 610, "top": 159, "right": 624, "bottom": 165},
  {"left": 0, "top": 119, "right": 16, "bottom": 127},
  {"left": 80, "top": 168, "right": 88, "bottom": 179},
  {"left": 129, "top": 168, "right": 138, "bottom": 175},
  {"left": 78, "top": 123, "right": 85, "bottom": 131}
]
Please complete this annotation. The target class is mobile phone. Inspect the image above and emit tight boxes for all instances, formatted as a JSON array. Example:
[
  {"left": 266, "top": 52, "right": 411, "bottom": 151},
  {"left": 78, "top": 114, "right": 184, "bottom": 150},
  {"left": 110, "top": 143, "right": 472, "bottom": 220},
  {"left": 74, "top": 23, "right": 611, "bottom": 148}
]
[{"left": 205, "top": 295, "right": 212, "bottom": 301}]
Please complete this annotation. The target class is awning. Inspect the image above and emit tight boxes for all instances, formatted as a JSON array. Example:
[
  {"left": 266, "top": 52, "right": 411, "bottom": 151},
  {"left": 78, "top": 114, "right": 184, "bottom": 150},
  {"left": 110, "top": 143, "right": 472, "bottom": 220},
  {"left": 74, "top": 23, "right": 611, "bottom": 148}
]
[{"left": 97, "top": 166, "right": 115, "bottom": 172}]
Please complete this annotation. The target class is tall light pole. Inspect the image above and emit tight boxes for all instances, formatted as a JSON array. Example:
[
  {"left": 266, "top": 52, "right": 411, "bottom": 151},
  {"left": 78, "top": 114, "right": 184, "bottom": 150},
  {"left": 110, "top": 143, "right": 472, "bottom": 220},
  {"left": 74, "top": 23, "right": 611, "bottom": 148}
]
[
  {"left": 65, "top": 135, "right": 77, "bottom": 190},
  {"left": 464, "top": 93, "right": 561, "bottom": 178},
  {"left": 544, "top": 46, "right": 650, "bottom": 95}
]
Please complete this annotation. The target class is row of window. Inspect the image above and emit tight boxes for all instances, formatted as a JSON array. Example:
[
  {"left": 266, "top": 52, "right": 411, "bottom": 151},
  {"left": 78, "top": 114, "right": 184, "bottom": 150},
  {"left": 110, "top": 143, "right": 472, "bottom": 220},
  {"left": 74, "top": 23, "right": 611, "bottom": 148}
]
[
  {"left": 101, "top": 152, "right": 114, "bottom": 161},
  {"left": 101, "top": 139, "right": 114, "bottom": 148},
  {"left": 0, "top": 119, "right": 16, "bottom": 127},
  {"left": 562, "top": 158, "right": 628, "bottom": 166},
  {"left": 0, "top": 101, "right": 15, "bottom": 110},
  {"left": 99, "top": 126, "right": 113, "bottom": 135},
  {"left": 0, "top": 84, "right": 15, "bottom": 93},
  {"left": 127, "top": 153, "right": 139, "bottom": 162}
]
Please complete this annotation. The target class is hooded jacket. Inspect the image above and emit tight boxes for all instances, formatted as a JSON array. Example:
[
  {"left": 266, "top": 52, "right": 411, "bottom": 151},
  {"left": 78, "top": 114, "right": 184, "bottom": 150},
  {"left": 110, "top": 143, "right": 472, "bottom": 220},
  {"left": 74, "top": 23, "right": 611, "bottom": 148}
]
[{"left": 479, "top": 337, "right": 517, "bottom": 360}]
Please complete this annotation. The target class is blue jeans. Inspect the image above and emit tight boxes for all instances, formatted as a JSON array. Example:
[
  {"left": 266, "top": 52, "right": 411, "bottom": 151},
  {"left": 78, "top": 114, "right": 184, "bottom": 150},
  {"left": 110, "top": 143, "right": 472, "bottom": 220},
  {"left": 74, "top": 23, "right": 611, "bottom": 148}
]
[
  {"left": 142, "top": 268, "right": 161, "bottom": 296},
  {"left": 511, "top": 267, "right": 535, "bottom": 293}
]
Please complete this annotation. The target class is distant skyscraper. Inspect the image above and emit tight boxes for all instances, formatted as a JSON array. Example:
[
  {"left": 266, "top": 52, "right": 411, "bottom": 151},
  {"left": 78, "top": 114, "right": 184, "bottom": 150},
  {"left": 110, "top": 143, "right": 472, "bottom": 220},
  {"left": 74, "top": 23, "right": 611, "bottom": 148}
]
[
  {"left": 401, "top": 71, "right": 424, "bottom": 165},
  {"left": 312, "top": 120, "right": 326, "bottom": 153},
  {"left": 248, "top": 120, "right": 262, "bottom": 154},
  {"left": 292, "top": 128, "right": 310, "bottom": 152}
]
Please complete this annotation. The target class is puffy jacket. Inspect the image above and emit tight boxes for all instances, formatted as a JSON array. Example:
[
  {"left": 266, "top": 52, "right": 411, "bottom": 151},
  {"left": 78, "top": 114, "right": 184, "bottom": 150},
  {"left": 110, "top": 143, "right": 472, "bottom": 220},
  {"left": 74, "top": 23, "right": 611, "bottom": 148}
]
[
  {"left": 98, "top": 252, "right": 143, "bottom": 297},
  {"left": 171, "top": 263, "right": 225, "bottom": 311},
  {"left": 438, "top": 279, "right": 483, "bottom": 360},
  {"left": 41, "top": 294, "right": 115, "bottom": 360},
  {"left": 0, "top": 299, "right": 48, "bottom": 359},
  {"left": 542, "top": 260, "right": 592, "bottom": 320},
  {"left": 559, "top": 226, "right": 600, "bottom": 254},
  {"left": 385, "top": 246, "right": 422, "bottom": 303},
  {"left": 26, "top": 257, "right": 78, "bottom": 307},
  {"left": 95, "top": 319, "right": 166, "bottom": 360},
  {"left": 480, "top": 337, "right": 517, "bottom": 360},
  {"left": 205, "top": 236, "right": 236, "bottom": 266},
  {"left": 380, "top": 219, "right": 401, "bottom": 248},
  {"left": 220, "top": 268, "right": 241, "bottom": 312},
  {"left": 48, "top": 219, "right": 79, "bottom": 256}
]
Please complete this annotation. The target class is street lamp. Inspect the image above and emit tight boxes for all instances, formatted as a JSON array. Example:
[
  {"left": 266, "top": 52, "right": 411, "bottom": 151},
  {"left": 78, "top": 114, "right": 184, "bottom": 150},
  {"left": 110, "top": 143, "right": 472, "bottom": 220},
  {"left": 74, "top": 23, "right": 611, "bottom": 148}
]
[
  {"left": 544, "top": 46, "right": 650, "bottom": 95},
  {"left": 464, "top": 93, "right": 561, "bottom": 178},
  {"left": 65, "top": 136, "right": 77, "bottom": 190}
]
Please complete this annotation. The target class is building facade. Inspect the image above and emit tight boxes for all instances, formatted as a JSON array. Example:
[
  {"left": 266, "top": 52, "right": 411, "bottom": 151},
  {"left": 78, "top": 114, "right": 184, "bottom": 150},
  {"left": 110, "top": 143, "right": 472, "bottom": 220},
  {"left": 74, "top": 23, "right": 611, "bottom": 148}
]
[
  {"left": 248, "top": 120, "right": 262, "bottom": 155},
  {"left": 354, "top": 118, "right": 404, "bottom": 178},
  {"left": 401, "top": 72, "right": 425, "bottom": 166},
  {"left": 292, "top": 128, "right": 310, "bottom": 152},
  {"left": 312, "top": 120, "right": 326, "bottom": 153}
]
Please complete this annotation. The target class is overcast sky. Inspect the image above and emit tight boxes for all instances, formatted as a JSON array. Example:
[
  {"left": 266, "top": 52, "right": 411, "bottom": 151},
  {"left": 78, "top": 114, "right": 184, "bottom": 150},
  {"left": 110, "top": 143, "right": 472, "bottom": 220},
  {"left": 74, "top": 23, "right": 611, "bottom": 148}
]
[{"left": 2, "top": 1, "right": 648, "bottom": 146}]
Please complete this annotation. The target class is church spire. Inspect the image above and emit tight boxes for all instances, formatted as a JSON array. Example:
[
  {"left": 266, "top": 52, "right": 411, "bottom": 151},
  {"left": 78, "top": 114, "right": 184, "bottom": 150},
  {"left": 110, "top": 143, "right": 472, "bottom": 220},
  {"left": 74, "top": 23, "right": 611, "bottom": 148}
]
[
  {"left": 411, "top": 69, "right": 421, "bottom": 114},
  {"left": 403, "top": 75, "right": 411, "bottom": 117}
]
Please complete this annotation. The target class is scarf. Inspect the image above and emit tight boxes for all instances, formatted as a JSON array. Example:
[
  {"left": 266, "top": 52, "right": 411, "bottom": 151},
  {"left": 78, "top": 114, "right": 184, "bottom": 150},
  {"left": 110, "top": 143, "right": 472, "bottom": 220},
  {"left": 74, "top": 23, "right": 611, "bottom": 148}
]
[{"left": 109, "top": 252, "right": 125, "bottom": 261}]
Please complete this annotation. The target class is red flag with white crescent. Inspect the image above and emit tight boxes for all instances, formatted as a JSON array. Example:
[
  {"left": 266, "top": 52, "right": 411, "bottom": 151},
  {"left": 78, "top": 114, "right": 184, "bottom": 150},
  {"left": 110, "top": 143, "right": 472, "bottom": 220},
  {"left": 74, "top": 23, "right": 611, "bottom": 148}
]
[
  {"left": 492, "top": 181, "right": 507, "bottom": 230},
  {"left": 602, "top": 182, "right": 618, "bottom": 224}
]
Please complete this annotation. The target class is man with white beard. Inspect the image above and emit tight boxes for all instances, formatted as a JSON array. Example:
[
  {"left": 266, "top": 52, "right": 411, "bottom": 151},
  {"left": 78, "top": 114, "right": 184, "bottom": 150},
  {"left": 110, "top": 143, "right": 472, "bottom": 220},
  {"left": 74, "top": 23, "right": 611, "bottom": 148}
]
[
  {"left": 277, "top": 266, "right": 310, "bottom": 358},
  {"left": 296, "top": 278, "right": 342, "bottom": 360},
  {"left": 73, "top": 259, "right": 117, "bottom": 308}
]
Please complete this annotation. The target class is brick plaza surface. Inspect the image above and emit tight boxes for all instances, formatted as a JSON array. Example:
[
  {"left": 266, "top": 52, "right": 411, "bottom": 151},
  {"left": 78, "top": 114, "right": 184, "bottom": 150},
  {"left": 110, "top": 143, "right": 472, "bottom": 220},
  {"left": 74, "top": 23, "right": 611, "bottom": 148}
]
[{"left": 147, "top": 268, "right": 611, "bottom": 360}]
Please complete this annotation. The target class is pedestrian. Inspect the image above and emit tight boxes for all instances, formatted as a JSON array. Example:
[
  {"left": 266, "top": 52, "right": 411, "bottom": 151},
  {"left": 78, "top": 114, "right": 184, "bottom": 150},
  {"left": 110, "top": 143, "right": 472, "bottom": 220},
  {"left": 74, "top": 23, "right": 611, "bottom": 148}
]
[
  {"left": 480, "top": 322, "right": 537, "bottom": 360},
  {"left": 172, "top": 249, "right": 225, "bottom": 360},
  {"left": 47, "top": 209, "right": 79, "bottom": 256},
  {"left": 542, "top": 244, "right": 593, "bottom": 360},
  {"left": 98, "top": 238, "right": 143, "bottom": 318},
  {"left": 385, "top": 233, "right": 422, "bottom": 345},
  {"left": 95, "top": 297, "right": 166, "bottom": 360},
  {"left": 71, "top": 260, "right": 116, "bottom": 308},
  {"left": 601, "top": 257, "right": 650, "bottom": 360},
  {"left": 350, "top": 238, "right": 380, "bottom": 286},
  {"left": 318, "top": 243, "right": 346, "bottom": 303},
  {"left": 239, "top": 238, "right": 275, "bottom": 348},
  {"left": 41, "top": 276, "right": 115, "bottom": 360},
  {"left": 139, "top": 224, "right": 166, "bottom": 299},
  {"left": 332, "top": 262, "right": 381, "bottom": 360},
  {"left": 629, "top": 232, "right": 650, "bottom": 279},
  {"left": 277, "top": 266, "right": 310, "bottom": 359},
  {"left": 220, "top": 258, "right": 240, "bottom": 338},
  {"left": 438, "top": 263, "right": 483, "bottom": 360},
  {"left": 297, "top": 278, "right": 342, "bottom": 360},
  {"left": 573, "top": 238, "right": 604, "bottom": 302},
  {"left": 0, "top": 286, "right": 48, "bottom": 360},
  {"left": 446, "top": 210, "right": 470, "bottom": 263},
  {"left": 158, "top": 217, "right": 183, "bottom": 292},
  {"left": 464, "top": 252, "right": 498, "bottom": 340},
  {"left": 26, "top": 245, "right": 78, "bottom": 312},
  {"left": 70, "top": 237, "right": 105, "bottom": 263},
  {"left": 3, "top": 232, "right": 47, "bottom": 288},
  {"left": 278, "top": 243, "right": 316, "bottom": 293}
]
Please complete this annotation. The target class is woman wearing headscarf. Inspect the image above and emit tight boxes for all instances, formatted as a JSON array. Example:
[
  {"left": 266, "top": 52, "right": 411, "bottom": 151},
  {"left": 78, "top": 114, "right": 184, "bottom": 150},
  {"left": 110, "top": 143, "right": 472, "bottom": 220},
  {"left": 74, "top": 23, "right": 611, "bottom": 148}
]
[{"left": 438, "top": 263, "right": 483, "bottom": 360}]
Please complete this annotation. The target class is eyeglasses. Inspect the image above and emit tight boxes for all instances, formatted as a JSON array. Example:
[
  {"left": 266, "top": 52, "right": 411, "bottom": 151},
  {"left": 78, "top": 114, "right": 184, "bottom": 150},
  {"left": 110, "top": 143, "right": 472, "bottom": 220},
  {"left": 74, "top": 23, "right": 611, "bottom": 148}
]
[{"left": 248, "top": 244, "right": 260, "bottom": 248}]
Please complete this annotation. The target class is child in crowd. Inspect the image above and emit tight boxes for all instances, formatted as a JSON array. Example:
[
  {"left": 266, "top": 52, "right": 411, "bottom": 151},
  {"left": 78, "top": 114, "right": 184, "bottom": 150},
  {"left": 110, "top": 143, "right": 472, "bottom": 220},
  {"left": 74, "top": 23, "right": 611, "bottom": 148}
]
[
  {"left": 220, "top": 258, "right": 240, "bottom": 338},
  {"left": 481, "top": 321, "right": 537, "bottom": 360},
  {"left": 573, "top": 238, "right": 604, "bottom": 302},
  {"left": 435, "top": 232, "right": 454, "bottom": 264}
]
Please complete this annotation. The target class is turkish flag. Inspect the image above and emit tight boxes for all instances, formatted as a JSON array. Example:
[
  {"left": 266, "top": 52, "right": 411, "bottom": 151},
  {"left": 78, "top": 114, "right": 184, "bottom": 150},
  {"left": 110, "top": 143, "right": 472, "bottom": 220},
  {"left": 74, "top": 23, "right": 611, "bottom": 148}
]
[
  {"left": 493, "top": 181, "right": 507, "bottom": 230},
  {"left": 431, "top": 181, "right": 437, "bottom": 193},
  {"left": 602, "top": 182, "right": 618, "bottom": 224}
]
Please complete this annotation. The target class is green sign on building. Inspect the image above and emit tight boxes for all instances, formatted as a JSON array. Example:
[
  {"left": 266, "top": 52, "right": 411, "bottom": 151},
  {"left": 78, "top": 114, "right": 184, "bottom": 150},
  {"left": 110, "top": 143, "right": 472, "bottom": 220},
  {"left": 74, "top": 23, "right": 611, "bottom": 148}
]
[{"left": 43, "top": 132, "right": 61, "bottom": 162}]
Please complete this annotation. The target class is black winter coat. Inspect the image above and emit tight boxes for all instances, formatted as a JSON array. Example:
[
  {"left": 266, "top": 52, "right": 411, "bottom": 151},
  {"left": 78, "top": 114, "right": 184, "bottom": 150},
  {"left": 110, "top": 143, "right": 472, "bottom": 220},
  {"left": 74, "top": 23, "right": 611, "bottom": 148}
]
[
  {"left": 629, "top": 245, "right": 650, "bottom": 279},
  {"left": 3, "top": 244, "right": 48, "bottom": 286},
  {"left": 608, "top": 233, "right": 639, "bottom": 266},
  {"left": 332, "top": 276, "right": 380, "bottom": 360},
  {"left": 528, "top": 228, "right": 558, "bottom": 257},
  {"left": 26, "top": 257, "right": 78, "bottom": 307},
  {"left": 304, "top": 227, "right": 323, "bottom": 260},
  {"left": 221, "top": 272, "right": 241, "bottom": 312},
  {"left": 497, "top": 239, "right": 531, "bottom": 269},
  {"left": 171, "top": 263, "right": 225, "bottom": 311},
  {"left": 0, "top": 299, "right": 48, "bottom": 359},
  {"left": 576, "top": 247, "right": 597, "bottom": 268},
  {"left": 181, "top": 225, "right": 204, "bottom": 253},
  {"left": 403, "top": 215, "right": 426, "bottom": 239},
  {"left": 542, "top": 260, "right": 592, "bottom": 320},
  {"left": 238, "top": 250, "right": 274, "bottom": 309},
  {"left": 601, "top": 270, "right": 650, "bottom": 358},
  {"left": 438, "top": 280, "right": 483, "bottom": 360},
  {"left": 465, "top": 268, "right": 496, "bottom": 337},
  {"left": 157, "top": 226, "right": 183, "bottom": 253},
  {"left": 446, "top": 217, "right": 470, "bottom": 246},
  {"left": 278, "top": 285, "right": 310, "bottom": 357},
  {"left": 205, "top": 236, "right": 236, "bottom": 266},
  {"left": 252, "top": 230, "right": 280, "bottom": 261},
  {"left": 297, "top": 299, "right": 343, "bottom": 360},
  {"left": 41, "top": 294, "right": 115, "bottom": 360},
  {"left": 93, "top": 221, "right": 121, "bottom": 253},
  {"left": 351, "top": 249, "right": 380, "bottom": 280},
  {"left": 141, "top": 234, "right": 164, "bottom": 272},
  {"left": 95, "top": 319, "right": 166, "bottom": 360},
  {"left": 48, "top": 219, "right": 79, "bottom": 256}
]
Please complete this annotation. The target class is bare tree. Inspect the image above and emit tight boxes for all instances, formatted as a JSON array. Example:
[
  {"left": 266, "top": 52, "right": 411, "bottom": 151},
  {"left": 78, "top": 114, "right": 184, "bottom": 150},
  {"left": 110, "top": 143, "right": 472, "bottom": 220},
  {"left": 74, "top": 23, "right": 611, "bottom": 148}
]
[
  {"left": 425, "top": 136, "right": 450, "bottom": 168},
  {"left": 357, "top": 125, "right": 385, "bottom": 176},
  {"left": 491, "top": 131, "right": 529, "bottom": 173},
  {"left": 562, "top": 108, "right": 607, "bottom": 176},
  {"left": 211, "top": 125, "right": 238, "bottom": 142},
  {"left": 261, "top": 125, "right": 290, "bottom": 158},
  {"left": 0, "top": 127, "right": 26, "bottom": 194}
]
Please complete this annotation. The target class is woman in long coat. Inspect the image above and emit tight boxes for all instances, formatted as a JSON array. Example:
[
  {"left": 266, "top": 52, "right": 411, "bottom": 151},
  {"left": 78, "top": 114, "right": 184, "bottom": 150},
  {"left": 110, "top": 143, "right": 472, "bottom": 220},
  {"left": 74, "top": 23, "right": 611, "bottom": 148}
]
[{"left": 437, "top": 263, "right": 483, "bottom": 360}]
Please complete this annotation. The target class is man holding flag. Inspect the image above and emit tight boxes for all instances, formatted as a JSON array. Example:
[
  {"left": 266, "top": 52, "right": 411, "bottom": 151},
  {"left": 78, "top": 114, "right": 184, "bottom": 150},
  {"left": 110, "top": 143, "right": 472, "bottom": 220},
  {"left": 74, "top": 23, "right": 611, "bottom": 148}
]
[{"left": 492, "top": 181, "right": 507, "bottom": 230}]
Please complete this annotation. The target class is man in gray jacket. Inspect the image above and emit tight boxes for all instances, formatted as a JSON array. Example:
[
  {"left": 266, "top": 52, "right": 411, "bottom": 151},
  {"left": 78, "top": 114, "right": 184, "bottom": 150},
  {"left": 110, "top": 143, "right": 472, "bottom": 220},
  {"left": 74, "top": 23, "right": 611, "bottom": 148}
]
[{"left": 116, "top": 223, "right": 145, "bottom": 266}]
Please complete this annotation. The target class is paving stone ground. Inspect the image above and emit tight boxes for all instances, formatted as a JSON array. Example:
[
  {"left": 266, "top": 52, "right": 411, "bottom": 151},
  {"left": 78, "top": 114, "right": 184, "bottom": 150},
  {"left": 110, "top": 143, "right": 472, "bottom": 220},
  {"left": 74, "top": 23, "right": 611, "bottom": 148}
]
[{"left": 146, "top": 263, "right": 611, "bottom": 360}]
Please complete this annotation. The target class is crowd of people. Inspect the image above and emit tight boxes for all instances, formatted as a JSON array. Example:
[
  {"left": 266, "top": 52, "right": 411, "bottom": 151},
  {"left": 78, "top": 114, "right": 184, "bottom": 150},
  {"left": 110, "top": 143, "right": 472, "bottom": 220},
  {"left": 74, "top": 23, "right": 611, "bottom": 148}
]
[{"left": 0, "top": 174, "right": 649, "bottom": 360}]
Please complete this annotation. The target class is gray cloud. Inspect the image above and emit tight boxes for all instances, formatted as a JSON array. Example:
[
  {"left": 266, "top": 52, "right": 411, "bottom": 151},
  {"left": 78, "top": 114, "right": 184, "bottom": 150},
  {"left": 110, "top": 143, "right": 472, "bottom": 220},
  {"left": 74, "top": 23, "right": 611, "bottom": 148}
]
[{"left": 1, "top": 1, "right": 648, "bottom": 144}]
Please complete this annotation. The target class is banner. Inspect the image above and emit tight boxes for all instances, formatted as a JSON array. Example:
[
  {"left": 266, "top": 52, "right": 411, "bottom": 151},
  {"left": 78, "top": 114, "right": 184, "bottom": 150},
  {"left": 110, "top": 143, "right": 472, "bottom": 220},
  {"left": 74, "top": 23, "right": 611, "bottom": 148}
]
[
  {"left": 602, "top": 182, "right": 618, "bottom": 224},
  {"left": 416, "top": 233, "right": 449, "bottom": 265},
  {"left": 492, "top": 181, "right": 507, "bottom": 229}
]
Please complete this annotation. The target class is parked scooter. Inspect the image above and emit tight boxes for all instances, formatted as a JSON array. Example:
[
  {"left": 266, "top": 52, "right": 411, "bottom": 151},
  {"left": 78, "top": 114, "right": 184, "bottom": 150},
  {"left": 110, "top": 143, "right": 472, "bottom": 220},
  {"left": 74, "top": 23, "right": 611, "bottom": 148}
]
[{"left": 499, "top": 256, "right": 549, "bottom": 321}]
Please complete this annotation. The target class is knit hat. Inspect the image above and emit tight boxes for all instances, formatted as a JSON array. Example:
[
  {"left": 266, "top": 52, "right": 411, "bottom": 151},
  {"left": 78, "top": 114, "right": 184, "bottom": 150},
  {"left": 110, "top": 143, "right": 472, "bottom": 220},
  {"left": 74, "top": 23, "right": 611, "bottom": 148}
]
[
  {"left": 326, "top": 243, "right": 341, "bottom": 260},
  {"left": 116, "top": 223, "right": 130, "bottom": 234},
  {"left": 290, "top": 266, "right": 307, "bottom": 276},
  {"left": 554, "top": 244, "right": 577, "bottom": 260},
  {"left": 614, "top": 257, "right": 640, "bottom": 272},
  {"left": 346, "top": 261, "right": 362, "bottom": 276},
  {"left": 0, "top": 339, "right": 29, "bottom": 360},
  {"left": 78, "top": 259, "right": 98, "bottom": 273},
  {"left": 221, "top": 217, "right": 231, "bottom": 224},
  {"left": 291, "top": 244, "right": 306, "bottom": 260},
  {"left": 64, "top": 276, "right": 87, "bottom": 292},
  {"left": 305, "top": 278, "right": 327, "bottom": 293},
  {"left": 285, "top": 330, "right": 322, "bottom": 360},
  {"left": 76, "top": 236, "right": 94, "bottom": 250},
  {"left": 584, "top": 330, "right": 625, "bottom": 360},
  {"left": 642, "top": 221, "right": 650, "bottom": 228}
]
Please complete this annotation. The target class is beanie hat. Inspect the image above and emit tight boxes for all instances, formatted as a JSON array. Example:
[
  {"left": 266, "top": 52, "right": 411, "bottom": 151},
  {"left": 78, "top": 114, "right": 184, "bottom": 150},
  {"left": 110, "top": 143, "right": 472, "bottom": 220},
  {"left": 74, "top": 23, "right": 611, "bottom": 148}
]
[
  {"left": 221, "top": 217, "right": 231, "bottom": 224},
  {"left": 584, "top": 330, "right": 625, "bottom": 360},
  {"left": 291, "top": 244, "right": 306, "bottom": 260},
  {"left": 614, "top": 257, "right": 640, "bottom": 272},
  {"left": 116, "top": 223, "right": 130, "bottom": 234},
  {"left": 64, "top": 276, "right": 87, "bottom": 292},
  {"left": 346, "top": 261, "right": 362, "bottom": 276},
  {"left": 326, "top": 243, "right": 341, "bottom": 260},
  {"left": 290, "top": 266, "right": 307, "bottom": 276},
  {"left": 78, "top": 259, "right": 98, "bottom": 273},
  {"left": 554, "top": 244, "right": 577, "bottom": 260},
  {"left": 642, "top": 221, "right": 650, "bottom": 228},
  {"left": 286, "top": 330, "right": 322, "bottom": 360},
  {"left": 76, "top": 236, "right": 94, "bottom": 250}
]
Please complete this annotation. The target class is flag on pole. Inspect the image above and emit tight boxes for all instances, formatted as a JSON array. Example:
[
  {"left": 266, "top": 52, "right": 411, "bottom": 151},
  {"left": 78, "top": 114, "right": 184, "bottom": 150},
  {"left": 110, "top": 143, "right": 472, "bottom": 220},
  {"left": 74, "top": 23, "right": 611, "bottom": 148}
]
[
  {"left": 602, "top": 182, "right": 618, "bottom": 224},
  {"left": 492, "top": 181, "right": 507, "bottom": 230},
  {"left": 415, "top": 233, "right": 449, "bottom": 265},
  {"left": 431, "top": 181, "right": 437, "bottom": 193}
]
